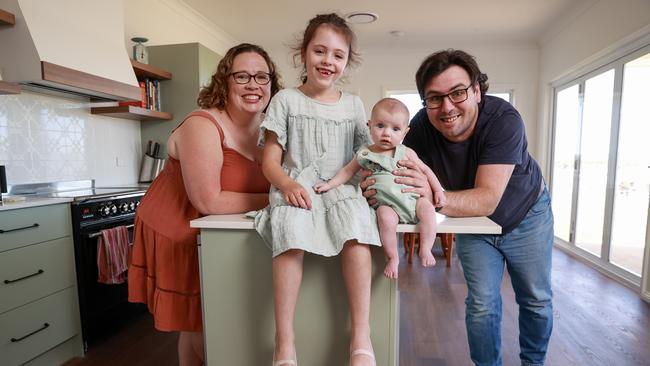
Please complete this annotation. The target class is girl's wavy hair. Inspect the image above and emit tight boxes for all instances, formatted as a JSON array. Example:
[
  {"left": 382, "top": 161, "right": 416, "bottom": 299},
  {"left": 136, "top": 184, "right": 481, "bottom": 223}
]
[
  {"left": 197, "top": 43, "right": 283, "bottom": 109},
  {"left": 415, "top": 49, "right": 489, "bottom": 100},
  {"left": 291, "top": 13, "right": 361, "bottom": 84}
]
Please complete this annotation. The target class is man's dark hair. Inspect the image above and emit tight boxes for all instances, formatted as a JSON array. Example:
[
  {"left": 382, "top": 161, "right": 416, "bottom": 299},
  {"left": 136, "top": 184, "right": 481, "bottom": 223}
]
[{"left": 415, "top": 49, "right": 489, "bottom": 100}]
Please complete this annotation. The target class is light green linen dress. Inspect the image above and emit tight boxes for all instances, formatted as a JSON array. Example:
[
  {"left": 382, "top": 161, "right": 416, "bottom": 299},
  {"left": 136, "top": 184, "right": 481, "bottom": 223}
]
[
  {"left": 357, "top": 144, "right": 420, "bottom": 224},
  {"left": 254, "top": 88, "right": 381, "bottom": 257}
]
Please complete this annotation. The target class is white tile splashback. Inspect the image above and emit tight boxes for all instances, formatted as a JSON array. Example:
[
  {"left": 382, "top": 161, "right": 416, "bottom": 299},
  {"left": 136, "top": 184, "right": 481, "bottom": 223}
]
[{"left": 0, "top": 91, "right": 142, "bottom": 185}]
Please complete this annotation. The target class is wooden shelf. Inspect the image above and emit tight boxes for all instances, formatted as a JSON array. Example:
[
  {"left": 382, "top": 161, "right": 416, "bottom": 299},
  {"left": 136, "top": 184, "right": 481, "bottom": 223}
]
[
  {"left": 0, "top": 9, "right": 15, "bottom": 26},
  {"left": 90, "top": 106, "right": 172, "bottom": 121},
  {"left": 131, "top": 59, "right": 172, "bottom": 80},
  {"left": 0, "top": 80, "right": 20, "bottom": 94},
  {"left": 92, "top": 61, "right": 172, "bottom": 121}
]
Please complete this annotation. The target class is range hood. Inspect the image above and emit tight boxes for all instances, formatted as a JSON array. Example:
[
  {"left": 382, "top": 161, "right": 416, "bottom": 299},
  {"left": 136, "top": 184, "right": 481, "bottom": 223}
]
[{"left": 0, "top": 0, "right": 140, "bottom": 101}]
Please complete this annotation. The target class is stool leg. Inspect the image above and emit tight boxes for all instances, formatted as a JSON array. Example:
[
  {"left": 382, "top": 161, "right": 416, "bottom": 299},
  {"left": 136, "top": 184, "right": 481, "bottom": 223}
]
[
  {"left": 408, "top": 233, "right": 415, "bottom": 264},
  {"left": 403, "top": 233, "right": 412, "bottom": 264},
  {"left": 441, "top": 233, "right": 453, "bottom": 268}
]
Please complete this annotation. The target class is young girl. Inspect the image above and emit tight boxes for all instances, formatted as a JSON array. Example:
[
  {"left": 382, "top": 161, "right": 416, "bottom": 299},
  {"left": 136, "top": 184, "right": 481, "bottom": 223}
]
[
  {"left": 254, "top": 13, "right": 380, "bottom": 366},
  {"left": 315, "top": 98, "right": 446, "bottom": 279}
]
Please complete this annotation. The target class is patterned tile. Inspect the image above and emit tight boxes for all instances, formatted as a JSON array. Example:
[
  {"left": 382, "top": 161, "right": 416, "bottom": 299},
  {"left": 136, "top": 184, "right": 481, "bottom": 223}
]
[{"left": 0, "top": 91, "right": 142, "bottom": 185}]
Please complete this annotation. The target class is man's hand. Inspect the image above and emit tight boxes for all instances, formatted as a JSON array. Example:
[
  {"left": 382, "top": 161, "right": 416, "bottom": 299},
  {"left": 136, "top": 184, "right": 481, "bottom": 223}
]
[
  {"left": 434, "top": 190, "right": 446, "bottom": 208},
  {"left": 358, "top": 169, "right": 378, "bottom": 206},
  {"left": 394, "top": 159, "right": 433, "bottom": 202}
]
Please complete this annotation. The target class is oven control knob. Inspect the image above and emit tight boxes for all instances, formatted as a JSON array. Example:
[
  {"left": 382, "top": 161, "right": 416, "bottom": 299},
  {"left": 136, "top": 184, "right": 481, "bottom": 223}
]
[
  {"left": 129, "top": 202, "right": 136, "bottom": 211},
  {"left": 119, "top": 203, "right": 129, "bottom": 213},
  {"left": 98, "top": 205, "right": 110, "bottom": 216},
  {"left": 110, "top": 204, "right": 118, "bottom": 214}
]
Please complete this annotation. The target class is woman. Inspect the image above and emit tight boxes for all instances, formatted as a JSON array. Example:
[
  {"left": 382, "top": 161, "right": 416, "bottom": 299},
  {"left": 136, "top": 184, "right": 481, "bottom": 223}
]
[{"left": 128, "top": 43, "right": 282, "bottom": 366}]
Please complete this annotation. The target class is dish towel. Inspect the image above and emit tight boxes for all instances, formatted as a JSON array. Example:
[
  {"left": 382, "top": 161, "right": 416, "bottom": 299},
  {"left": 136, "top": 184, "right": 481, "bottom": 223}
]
[{"left": 97, "top": 226, "right": 130, "bottom": 284}]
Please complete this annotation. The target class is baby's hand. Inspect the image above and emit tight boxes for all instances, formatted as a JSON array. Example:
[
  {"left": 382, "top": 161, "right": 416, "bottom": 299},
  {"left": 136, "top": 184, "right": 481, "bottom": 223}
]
[
  {"left": 313, "top": 182, "right": 331, "bottom": 194},
  {"left": 281, "top": 180, "right": 312, "bottom": 209},
  {"left": 434, "top": 191, "right": 446, "bottom": 208}
]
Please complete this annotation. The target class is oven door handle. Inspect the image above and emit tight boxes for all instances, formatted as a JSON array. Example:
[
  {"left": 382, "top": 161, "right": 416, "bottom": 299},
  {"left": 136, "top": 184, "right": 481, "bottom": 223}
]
[{"left": 87, "top": 223, "right": 134, "bottom": 238}]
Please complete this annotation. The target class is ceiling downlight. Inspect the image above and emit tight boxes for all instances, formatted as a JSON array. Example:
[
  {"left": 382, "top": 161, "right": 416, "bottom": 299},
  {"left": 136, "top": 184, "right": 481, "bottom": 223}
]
[{"left": 345, "top": 12, "right": 378, "bottom": 24}]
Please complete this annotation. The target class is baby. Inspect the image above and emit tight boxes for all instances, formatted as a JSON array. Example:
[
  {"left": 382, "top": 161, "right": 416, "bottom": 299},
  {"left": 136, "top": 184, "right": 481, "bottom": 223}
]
[{"left": 315, "top": 98, "right": 446, "bottom": 278}]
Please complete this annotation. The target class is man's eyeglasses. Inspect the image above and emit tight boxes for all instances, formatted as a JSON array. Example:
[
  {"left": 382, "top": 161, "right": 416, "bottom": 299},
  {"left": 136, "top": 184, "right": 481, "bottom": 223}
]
[
  {"left": 422, "top": 84, "right": 474, "bottom": 109},
  {"left": 230, "top": 71, "right": 271, "bottom": 85}
]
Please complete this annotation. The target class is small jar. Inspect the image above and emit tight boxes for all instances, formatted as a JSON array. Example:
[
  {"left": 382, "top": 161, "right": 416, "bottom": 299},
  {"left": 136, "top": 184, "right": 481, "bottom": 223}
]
[{"left": 131, "top": 37, "right": 149, "bottom": 64}]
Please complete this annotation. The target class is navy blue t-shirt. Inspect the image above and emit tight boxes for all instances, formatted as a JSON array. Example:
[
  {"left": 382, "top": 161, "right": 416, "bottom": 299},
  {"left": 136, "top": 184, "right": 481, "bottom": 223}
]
[{"left": 403, "top": 95, "right": 542, "bottom": 234}]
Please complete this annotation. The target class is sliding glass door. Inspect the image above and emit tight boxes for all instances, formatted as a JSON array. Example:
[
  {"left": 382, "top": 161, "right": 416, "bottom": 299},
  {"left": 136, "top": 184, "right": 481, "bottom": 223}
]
[
  {"left": 550, "top": 46, "right": 650, "bottom": 283},
  {"left": 609, "top": 52, "right": 650, "bottom": 276}
]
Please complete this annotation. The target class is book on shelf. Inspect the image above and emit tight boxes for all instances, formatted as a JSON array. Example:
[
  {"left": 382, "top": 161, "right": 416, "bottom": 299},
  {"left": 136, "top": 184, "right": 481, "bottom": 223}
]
[
  {"left": 118, "top": 100, "right": 142, "bottom": 107},
  {"left": 139, "top": 81, "right": 146, "bottom": 108}
]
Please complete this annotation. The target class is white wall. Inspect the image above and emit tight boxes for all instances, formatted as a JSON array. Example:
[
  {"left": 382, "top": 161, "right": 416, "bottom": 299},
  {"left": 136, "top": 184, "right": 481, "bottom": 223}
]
[
  {"left": 537, "top": 0, "right": 650, "bottom": 175},
  {"left": 269, "top": 41, "right": 540, "bottom": 155},
  {"left": 123, "top": 0, "right": 236, "bottom": 57}
]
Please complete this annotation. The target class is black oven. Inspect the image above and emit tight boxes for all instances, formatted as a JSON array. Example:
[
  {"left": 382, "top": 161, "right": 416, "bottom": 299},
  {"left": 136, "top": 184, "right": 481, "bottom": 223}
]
[{"left": 70, "top": 192, "right": 146, "bottom": 352}]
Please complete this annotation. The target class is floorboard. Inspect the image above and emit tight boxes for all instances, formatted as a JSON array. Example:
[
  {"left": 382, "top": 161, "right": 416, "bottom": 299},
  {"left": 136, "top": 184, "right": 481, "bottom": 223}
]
[{"left": 66, "top": 247, "right": 650, "bottom": 366}]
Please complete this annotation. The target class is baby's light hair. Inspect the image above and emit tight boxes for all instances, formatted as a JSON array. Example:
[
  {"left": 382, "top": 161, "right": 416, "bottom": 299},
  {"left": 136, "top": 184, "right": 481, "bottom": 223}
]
[{"left": 371, "top": 98, "right": 410, "bottom": 127}]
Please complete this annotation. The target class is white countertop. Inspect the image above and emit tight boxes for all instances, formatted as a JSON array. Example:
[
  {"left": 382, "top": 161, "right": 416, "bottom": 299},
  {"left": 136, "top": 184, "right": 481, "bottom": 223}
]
[
  {"left": 191, "top": 213, "right": 501, "bottom": 234},
  {"left": 0, "top": 196, "right": 73, "bottom": 211}
]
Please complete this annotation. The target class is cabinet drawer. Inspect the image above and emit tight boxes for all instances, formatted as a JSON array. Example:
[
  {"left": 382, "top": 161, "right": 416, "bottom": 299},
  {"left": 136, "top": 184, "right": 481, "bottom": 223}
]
[
  {"left": 0, "top": 204, "right": 71, "bottom": 252},
  {"left": 0, "top": 237, "right": 76, "bottom": 314},
  {"left": 0, "top": 287, "right": 80, "bottom": 366}
]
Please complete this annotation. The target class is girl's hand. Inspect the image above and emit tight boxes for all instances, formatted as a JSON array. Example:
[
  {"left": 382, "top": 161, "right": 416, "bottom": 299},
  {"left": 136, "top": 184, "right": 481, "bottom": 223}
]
[
  {"left": 281, "top": 180, "right": 312, "bottom": 209},
  {"left": 394, "top": 159, "right": 433, "bottom": 202},
  {"left": 359, "top": 169, "right": 378, "bottom": 206}
]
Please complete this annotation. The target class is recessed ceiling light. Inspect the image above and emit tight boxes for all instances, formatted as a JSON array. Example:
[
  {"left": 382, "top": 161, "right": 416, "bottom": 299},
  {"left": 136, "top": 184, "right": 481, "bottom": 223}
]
[{"left": 345, "top": 12, "right": 378, "bottom": 24}]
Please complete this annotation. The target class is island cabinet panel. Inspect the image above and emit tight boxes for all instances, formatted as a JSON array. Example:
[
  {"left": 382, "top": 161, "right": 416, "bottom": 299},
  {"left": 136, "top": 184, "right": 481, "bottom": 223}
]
[{"left": 198, "top": 229, "right": 398, "bottom": 366}]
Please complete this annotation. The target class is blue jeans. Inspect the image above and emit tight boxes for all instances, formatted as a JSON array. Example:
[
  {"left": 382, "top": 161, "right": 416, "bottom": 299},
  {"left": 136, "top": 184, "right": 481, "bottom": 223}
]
[{"left": 456, "top": 187, "right": 554, "bottom": 366}]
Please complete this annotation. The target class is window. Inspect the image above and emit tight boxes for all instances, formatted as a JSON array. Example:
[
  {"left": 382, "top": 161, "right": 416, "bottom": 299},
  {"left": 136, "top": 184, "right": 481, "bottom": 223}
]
[
  {"left": 550, "top": 46, "right": 650, "bottom": 280},
  {"left": 486, "top": 91, "right": 512, "bottom": 103},
  {"left": 387, "top": 91, "right": 424, "bottom": 120}
]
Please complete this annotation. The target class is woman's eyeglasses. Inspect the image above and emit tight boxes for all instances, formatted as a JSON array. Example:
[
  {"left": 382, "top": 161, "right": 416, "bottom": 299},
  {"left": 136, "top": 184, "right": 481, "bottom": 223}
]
[{"left": 230, "top": 71, "right": 271, "bottom": 85}]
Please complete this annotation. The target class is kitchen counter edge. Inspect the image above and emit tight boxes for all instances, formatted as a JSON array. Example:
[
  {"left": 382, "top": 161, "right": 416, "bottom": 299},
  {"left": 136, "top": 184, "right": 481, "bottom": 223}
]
[
  {"left": 191, "top": 213, "right": 501, "bottom": 234},
  {"left": 0, "top": 197, "right": 74, "bottom": 211}
]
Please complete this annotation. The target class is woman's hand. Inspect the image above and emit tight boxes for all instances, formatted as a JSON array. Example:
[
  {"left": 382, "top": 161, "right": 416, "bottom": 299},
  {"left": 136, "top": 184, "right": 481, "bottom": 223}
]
[
  {"left": 280, "top": 180, "right": 312, "bottom": 210},
  {"left": 394, "top": 159, "right": 433, "bottom": 202},
  {"left": 359, "top": 169, "right": 378, "bottom": 206}
]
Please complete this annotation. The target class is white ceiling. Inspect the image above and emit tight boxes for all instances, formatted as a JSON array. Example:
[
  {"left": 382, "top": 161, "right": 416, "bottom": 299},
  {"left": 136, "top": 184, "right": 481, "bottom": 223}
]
[{"left": 181, "top": 0, "right": 598, "bottom": 49}]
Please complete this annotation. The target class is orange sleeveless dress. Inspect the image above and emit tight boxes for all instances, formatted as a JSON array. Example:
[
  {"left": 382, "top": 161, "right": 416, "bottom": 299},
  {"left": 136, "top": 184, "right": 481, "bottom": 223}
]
[{"left": 128, "top": 110, "right": 270, "bottom": 332}]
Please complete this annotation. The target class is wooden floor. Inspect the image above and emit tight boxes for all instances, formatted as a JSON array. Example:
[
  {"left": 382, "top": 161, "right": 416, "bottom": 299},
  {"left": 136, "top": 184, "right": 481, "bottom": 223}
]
[{"left": 67, "top": 247, "right": 650, "bottom": 366}]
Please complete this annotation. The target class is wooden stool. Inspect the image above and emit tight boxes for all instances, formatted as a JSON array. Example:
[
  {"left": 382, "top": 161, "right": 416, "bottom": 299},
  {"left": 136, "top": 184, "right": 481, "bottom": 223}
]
[{"left": 402, "top": 232, "right": 454, "bottom": 267}]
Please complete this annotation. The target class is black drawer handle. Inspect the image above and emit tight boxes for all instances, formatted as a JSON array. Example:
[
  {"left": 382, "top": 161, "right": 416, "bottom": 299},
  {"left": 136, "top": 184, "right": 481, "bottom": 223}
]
[
  {"left": 4, "top": 269, "right": 44, "bottom": 284},
  {"left": 10, "top": 322, "right": 50, "bottom": 342},
  {"left": 0, "top": 223, "right": 40, "bottom": 234}
]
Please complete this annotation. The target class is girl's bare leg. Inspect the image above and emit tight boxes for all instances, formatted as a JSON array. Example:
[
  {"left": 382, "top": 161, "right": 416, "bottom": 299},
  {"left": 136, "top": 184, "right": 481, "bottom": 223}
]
[
  {"left": 272, "top": 249, "right": 304, "bottom": 362},
  {"left": 341, "top": 240, "right": 375, "bottom": 366}
]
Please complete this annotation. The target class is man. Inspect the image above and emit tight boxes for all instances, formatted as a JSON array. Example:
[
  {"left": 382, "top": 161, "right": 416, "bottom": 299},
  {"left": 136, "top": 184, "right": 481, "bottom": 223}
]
[{"left": 382, "top": 49, "right": 553, "bottom": 366}]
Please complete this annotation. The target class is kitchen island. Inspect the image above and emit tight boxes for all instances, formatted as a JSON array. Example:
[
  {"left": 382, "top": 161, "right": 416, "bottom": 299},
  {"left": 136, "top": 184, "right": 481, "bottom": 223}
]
[{"left": 191, "top": 214, "right": 500, "bottom": 366}]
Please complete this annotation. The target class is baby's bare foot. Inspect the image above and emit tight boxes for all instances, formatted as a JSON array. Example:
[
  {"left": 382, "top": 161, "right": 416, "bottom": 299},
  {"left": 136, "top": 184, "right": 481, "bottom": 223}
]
[
  {"left": 383, "top": 258, "right": 399, "bottom": 279},
  {"left": 420, "top": 248, "right": 436, "bottom": 267}
]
